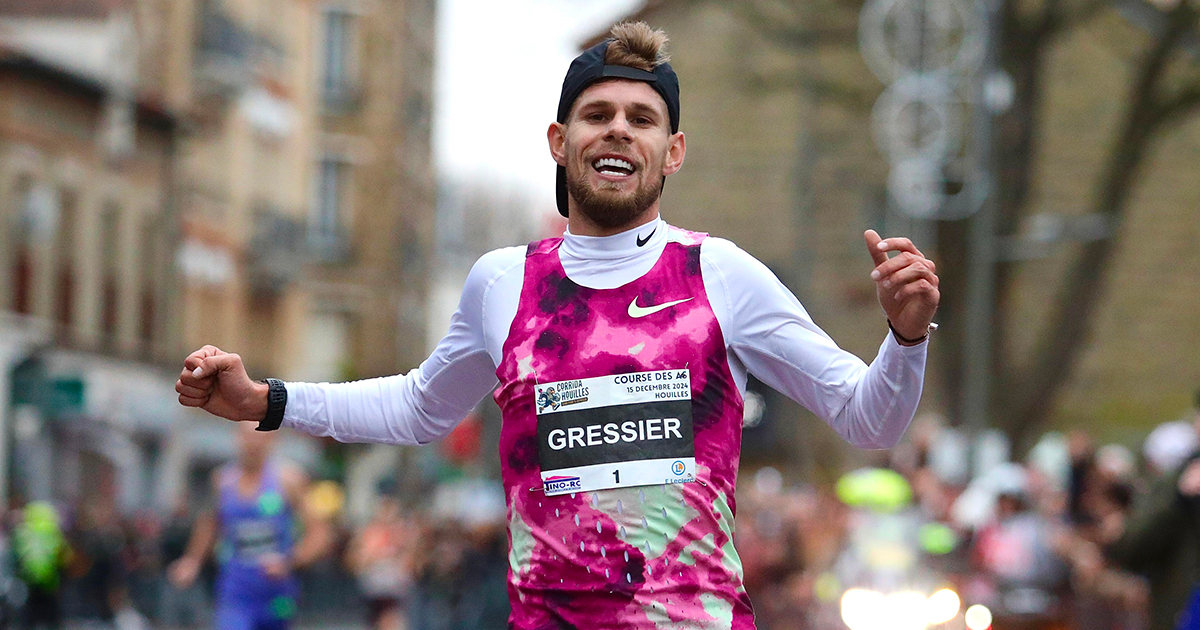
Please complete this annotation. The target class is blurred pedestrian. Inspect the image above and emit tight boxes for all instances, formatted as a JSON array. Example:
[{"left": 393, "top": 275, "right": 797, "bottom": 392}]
[
  {"left": 1105, "top": 390, "right": 1200, "bottom": 630},
  {"left": 345, "top": 488, "right": 414, "bottom": 630},
  {"left": 970, "top": 464, "right": 1072, "bottom": 630},
  {"left": 158, "top": 497, "right": 207, "bottom": 628},
  {"left": 167, "top": 422, "right": 332, "bottom": 630},
  {"left": 12, "top": 502, "right": 70, "bottom": 630},
  {"left": 64, "top": 498, "right": 129, "bottom": 629}
]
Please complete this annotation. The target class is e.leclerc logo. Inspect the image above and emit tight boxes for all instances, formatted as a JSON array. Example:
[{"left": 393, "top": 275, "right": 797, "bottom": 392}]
[
  {"left": 544, "top": 475, "right": 582, "bottom": 494},
  {"left": 671, "top": 460, "right": 686, "bottom": 476}
]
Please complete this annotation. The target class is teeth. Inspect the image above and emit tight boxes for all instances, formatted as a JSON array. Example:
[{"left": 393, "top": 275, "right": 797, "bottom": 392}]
[{"left": 593, "top": 157, "right": 633, "bottom": 172}]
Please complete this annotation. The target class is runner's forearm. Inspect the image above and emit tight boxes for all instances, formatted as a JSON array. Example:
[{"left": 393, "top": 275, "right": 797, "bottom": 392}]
[
  {"left": 290, "top": 516, "right": 332, "bottom": 570},
  {"left": 182, "top": 512, "right": 217, "bottom": 564}
]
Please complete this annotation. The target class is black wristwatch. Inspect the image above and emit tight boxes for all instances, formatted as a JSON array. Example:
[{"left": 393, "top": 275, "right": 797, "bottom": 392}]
[{"left": 257, "top": 378, "right": 287, "bottom": 432}]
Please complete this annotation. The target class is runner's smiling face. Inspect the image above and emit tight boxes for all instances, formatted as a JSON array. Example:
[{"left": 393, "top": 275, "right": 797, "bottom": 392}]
[{"left": 549, "top": 79, "right": 685, "bottom": 231}]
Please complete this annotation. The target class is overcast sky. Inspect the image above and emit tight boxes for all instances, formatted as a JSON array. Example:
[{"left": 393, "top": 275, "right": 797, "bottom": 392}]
[{"left": 433, "top": 0, "right": 644, "bottom": 213}]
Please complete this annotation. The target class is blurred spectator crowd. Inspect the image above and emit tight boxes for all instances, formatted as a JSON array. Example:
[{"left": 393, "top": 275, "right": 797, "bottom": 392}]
[
  {"left": 736, "top": 393, "right": 1200, "bottom": 630},
  {"left": 0, "top": 476, "right": 511, "bottom": 630},
  {"left": 1, "top": 396, "right": 1200, "bottom": 629}
]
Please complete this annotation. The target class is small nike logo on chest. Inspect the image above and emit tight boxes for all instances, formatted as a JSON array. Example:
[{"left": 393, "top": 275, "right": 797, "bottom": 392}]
[{"left": 628, "top": 296, "right": 694, "bottom": 318}]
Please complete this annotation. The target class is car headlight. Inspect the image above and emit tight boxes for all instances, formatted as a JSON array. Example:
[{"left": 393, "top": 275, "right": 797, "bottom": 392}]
[
  {"left": 964, "top": 604, "right": 992, "bottom": 630},
  {"left": 840, "top": 589, "right": 936, "bottom": 630},
  {"left": 840, "top": 588, "right": 885, "bottom": 630},
  {"left": 886, "top": 591, "right": 930, "bottom": 630},
  {"left": 926, "top": 588, "right": 961, "bottom": 625}
]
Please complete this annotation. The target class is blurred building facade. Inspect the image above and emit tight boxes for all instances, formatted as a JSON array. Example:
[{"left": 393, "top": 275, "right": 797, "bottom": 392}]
[
  {"left": 0, "top": 0, "right": 435, "bottom": 515},
  {"left": 600, "top": 0, "right": 1200, "bottom": 465}
]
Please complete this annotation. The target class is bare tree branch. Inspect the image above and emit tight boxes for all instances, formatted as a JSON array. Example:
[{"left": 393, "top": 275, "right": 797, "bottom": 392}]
[
  {"left": 1047, "top": 0, "right": 1114, "bottom": 36},
  {"left": 1006, "top": 0, "right": 1197, "bottom": 440},
  {"left": 733, "top": 0, "right": 859, "bottom": 50},
  {"left": 1152, "top": 82, "right": 1200, "bottom": 125},
  {"left": 746, "top": 70, "right": 878, "bottom": 110}
]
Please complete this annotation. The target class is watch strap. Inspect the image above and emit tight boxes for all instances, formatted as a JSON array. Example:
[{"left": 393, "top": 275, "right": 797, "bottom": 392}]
[{"left": 257, "top": 378, "right": 287, "bottom": 432}]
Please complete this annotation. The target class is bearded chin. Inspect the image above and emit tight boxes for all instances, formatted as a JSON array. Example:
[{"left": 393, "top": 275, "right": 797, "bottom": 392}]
[{"left": 565, "top": 170, "right": 662, "bottom": 230}]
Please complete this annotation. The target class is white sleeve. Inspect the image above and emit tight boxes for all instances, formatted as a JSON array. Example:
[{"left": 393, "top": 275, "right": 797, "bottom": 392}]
[
  {"left": 280, "top": 248, "right": 523, "bottom": 445},
  {"left": 702, "top": 238, "right": 927, "bottom": 449}
]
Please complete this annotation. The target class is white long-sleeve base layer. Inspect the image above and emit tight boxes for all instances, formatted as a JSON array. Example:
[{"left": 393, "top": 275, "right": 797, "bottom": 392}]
[{"left": 283, "top": 218, "right": 928, "bottom": 450}]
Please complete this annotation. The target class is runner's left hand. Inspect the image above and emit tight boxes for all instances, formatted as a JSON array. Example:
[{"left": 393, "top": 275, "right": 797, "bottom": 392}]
[
  {"left": 864, "top": 230, "right": 940, "bottom": 344},
  {"left": 260, "top": 552, "right": 290, "bottom": 579}
]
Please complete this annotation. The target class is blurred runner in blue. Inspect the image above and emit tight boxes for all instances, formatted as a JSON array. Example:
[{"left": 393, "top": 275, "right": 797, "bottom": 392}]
[{"left": 168, "top": 423, "right": 331, "bottom": 630}]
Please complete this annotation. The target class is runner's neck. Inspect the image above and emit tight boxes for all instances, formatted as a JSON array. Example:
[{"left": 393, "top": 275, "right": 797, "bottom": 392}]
[{"left": 561, "top": 217, "right": 666, "bottom": 261}]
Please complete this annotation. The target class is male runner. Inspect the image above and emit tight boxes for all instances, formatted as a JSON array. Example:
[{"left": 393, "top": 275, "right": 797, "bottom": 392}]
[
  {"left": 167, "top": 422, "right": 331, "bottom": 630},
  {"left": 175, "top": 22, "right": 939, "bottom": 629}
]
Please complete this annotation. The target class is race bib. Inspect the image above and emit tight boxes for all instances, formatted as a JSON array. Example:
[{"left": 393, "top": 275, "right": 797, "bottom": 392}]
[
  {"left": 231, "top": 518, "right": 280, "bottom": 559},
  {"left": 536, "top": 369, "right": 696, "bottom": 496}
]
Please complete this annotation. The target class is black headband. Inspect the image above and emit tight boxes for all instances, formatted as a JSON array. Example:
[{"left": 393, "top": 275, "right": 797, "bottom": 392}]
[{"left": 555, "top": 39, "right": 681, "bottom": 217}]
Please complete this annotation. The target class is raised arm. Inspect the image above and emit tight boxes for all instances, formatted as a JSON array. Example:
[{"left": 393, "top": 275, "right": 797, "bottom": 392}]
[
  {"left": 176, "top": 249, "right": 521, "bottom": 445},
  {"left": 704, "top": 232, "right": 937, "bottom": 449}
]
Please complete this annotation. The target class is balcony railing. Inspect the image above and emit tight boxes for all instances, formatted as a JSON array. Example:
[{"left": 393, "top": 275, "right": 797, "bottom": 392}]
[
  {"left": 246, "top": 210, "right": 306, "bottom": 293},
  {"left": 321, "top": 82, "right": 362, "bottom": 116},
  {"left": 194, "top": 8, "right": 252, "bottom": 95},
  {"left": 307, "top": 226, "right": 353, "bottom": 265},
  {"left": 194, "top": 7, "right": 286, "bottom": 99}
]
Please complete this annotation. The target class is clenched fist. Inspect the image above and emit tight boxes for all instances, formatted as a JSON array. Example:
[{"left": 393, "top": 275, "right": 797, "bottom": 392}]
[{"left": 175, "top": 345, "right": 268, "bottom": 422}]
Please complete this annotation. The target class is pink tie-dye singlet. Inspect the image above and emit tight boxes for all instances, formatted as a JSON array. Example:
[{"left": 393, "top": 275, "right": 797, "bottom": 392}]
[{"left": 494, "top": 227, "right": 755, "bottom": 629}]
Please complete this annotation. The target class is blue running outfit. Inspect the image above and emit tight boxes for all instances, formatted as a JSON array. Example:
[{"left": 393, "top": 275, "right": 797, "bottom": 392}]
[{"left": 214, "top": 463, "right": 299, "bottom": 630}]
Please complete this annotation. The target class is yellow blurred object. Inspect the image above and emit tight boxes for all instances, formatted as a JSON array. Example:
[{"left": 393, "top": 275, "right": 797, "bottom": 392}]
[
  {"left": 814, "top": 572, "right": 842, "bottom": 602},
  {"left": 306, "top": 481, "right": 345, "bottom": 520}
]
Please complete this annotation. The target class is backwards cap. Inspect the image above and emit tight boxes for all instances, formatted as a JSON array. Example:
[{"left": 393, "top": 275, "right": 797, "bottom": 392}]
[{"left": 554, "top": 38, "right": 681, "bottom": 218}]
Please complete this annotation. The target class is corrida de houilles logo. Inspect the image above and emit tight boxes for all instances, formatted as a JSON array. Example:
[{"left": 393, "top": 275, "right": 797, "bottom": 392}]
[{"left": 537, "top": 386, "right": 561, "bottom": 413}]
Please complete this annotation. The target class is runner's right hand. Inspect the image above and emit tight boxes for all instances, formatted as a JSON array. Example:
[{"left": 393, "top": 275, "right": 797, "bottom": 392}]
[
  {"left": 168, "top": 555, "right": 202, "bottom": 589},
  {"left": 176, "top": 345, "right": 268, "bottom": 422},
  {"left": 1179, "top": 459, "right": 1200, "bottom": 497}
]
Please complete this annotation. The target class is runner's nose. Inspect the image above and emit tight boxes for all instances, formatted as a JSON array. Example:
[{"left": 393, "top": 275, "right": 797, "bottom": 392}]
[{"left": 604, "top": 113, "right": 634, "bottom": 143}]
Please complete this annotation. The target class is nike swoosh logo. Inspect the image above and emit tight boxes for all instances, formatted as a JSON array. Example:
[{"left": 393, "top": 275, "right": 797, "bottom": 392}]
[
  {"left": 636, "top": 227, "right": 656, "bottom": 247},
  {"left": 628, "top": 297, "right": 693, "bottom": 318}
]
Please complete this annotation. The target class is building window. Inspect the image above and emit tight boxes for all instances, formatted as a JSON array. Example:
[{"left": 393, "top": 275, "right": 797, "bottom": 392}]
[
  {"left": 13, "top": 250, "right": 32, "bottom": 315},
  {"left": 55, "top": 189, "right": 77, "bottom": 336},
  {"left": 139, "top": 217, "right": 159, "bottom": 352},
  {"left": 99, "top": 204, "right": 120, "bottom": 349},
  {"left": 320, "top": 8, "right": 358, "bottom": 111},
  {"left": 310, "top": 157, "right": 351, "bottom": 260},
  {"left": 10, "top": 176, "right": 34, "bottom": 315}
]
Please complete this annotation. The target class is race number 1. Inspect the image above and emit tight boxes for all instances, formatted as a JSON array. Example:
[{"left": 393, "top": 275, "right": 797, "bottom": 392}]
[{"left": 536, "top": 369, "right": 696, "bottom": 496}]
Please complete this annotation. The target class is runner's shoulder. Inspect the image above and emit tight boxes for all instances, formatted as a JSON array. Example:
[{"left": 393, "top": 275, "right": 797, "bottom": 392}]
[
  {"left": 698, "top": 236, "right": 773, "bottom": 277},
  {"left": 468, "top": 246, "right": 526, "bottom": 285}
]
